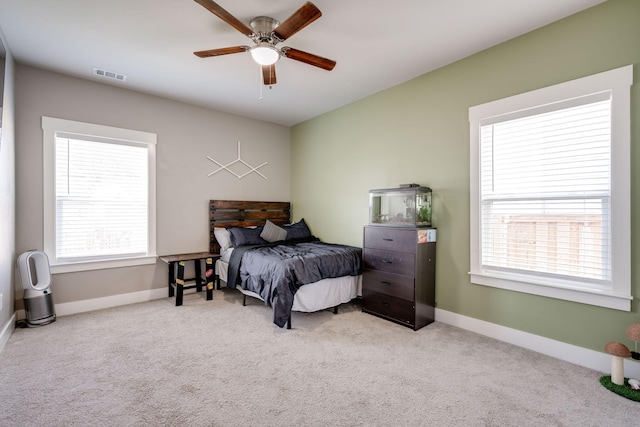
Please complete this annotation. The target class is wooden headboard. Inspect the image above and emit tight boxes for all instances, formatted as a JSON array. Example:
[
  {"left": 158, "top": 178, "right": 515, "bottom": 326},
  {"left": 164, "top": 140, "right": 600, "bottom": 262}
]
[{"left": 209, "top": 200, "right": 291, "bottom": 253}]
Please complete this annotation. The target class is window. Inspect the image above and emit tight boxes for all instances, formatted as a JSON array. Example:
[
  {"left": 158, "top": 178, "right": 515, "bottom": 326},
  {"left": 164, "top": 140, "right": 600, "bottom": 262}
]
[
  {"left": 469, "top": 65, "right": 632, "bottom": 311},
  {"left": 42, "top": 117, "right": 156, "bottom": 273}
]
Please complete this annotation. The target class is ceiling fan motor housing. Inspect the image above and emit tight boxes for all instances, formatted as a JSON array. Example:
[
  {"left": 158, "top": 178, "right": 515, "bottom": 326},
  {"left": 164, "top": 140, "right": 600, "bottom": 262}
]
[{"left": 250, "top": 16, "right": 282, "bottom": 44}]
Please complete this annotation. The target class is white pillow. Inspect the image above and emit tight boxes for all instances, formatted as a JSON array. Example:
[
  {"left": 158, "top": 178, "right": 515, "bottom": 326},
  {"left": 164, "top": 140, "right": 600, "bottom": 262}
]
[{"left": 214, "top": 227, "right": 232, "bottom": 252}]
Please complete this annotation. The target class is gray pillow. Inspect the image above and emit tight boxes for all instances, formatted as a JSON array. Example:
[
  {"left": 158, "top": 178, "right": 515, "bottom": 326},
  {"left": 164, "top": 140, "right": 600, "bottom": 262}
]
[
  {"left": 260, "top": 220, "right": 287, "bottom": 243},
  {"left": 284, "top": 218, "right": 312, "bottom": 240},
  {"left": 228, "top": 226, "right": 266, "bottom": 247}
]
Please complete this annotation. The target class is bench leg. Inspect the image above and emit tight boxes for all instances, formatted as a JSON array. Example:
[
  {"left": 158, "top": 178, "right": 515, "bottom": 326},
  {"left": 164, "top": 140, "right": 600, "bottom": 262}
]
[
  {"left": 194, "top": 259, "right": 203, "bottom": 293},
  {"left": 168, "top": 262, "right": 175, "bottom": 297},
  {"left": 205, "top": 257, "right": 214, "bottom": 301},
  {"left": 175, "top": 261, "right": 185, "bottom": 306}
]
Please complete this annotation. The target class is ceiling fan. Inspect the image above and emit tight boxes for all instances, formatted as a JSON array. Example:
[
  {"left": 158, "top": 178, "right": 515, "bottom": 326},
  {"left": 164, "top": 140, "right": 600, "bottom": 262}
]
[{"left": 193, "top": 0, "right": 336, "bottom": 86}]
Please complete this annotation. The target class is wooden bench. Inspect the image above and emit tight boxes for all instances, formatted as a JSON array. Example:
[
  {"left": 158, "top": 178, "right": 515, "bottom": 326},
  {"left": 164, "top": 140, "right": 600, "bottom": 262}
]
[{"left": 159, "top": 252, "right": 220, "bottom": 306}]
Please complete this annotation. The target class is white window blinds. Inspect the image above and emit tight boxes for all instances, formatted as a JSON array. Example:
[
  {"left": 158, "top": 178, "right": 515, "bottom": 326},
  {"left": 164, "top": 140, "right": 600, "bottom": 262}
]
[
  {"left": 55, "top": 136, "right": 149, "bottom": 261},
  {"left": 479, "top": 96, "right": 611, "bottom": 286}
]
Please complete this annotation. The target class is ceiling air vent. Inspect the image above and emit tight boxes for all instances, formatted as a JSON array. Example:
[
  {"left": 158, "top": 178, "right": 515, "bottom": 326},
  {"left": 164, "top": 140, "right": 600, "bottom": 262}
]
[{"left": 93, "top": 68, "right": 127, "bottom": 82}]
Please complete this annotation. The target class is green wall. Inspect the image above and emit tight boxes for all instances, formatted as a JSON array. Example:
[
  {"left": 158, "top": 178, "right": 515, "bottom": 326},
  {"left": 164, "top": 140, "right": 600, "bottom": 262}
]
[{"left": 291, "top": 0, "right": 640, "bottom": 353}]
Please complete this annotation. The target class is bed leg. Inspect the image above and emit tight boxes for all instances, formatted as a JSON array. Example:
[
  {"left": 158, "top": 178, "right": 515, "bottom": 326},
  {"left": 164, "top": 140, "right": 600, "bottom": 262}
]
[
  {"left": 287, "top": 317, "right": 292, "bottom": 329},
  {"left": 333, "top": 306, "right": 338, "bottom": 314},
  {"left": 242, "top": 294, "right": 247, "bottom": 306}
]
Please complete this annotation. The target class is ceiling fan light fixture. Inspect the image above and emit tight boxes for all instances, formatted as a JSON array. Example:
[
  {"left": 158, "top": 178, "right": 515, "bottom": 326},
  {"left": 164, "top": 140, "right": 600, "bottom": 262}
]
[{"left": 250, "top": 43, "right": 280, "bottom": 65}]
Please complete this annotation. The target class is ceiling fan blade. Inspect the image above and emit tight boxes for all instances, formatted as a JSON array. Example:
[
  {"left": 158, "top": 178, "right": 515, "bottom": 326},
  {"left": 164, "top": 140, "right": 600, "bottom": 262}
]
[
  {"left": 194, "top": 0, "right": 253, "bottom": 36},
  {"left": 262, "top": 65, "right": 277, "bottom": 85},
  {"left": 194, "top": 46, "right": 248, "bottom": 58},
  {"left": 282, "top": 47, "right": 336, "bottom": 71},
  {"left": 273, "top": 2, "right": 322, "bottom": 41}
]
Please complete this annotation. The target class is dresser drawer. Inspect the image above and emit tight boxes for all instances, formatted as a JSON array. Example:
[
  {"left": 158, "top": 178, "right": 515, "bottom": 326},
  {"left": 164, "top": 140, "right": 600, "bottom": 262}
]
[
  {"left": 364, "top": 227, "right": 417, "bottom": 253},
  {"left": 362, "top": 289, "right": 415, "bottom": 326},
  {"left": 363, "top": 248, "right": 415, "bottom": 275},
  {"left": 363, "top": 269, "right": 414, "bottom": 300}
]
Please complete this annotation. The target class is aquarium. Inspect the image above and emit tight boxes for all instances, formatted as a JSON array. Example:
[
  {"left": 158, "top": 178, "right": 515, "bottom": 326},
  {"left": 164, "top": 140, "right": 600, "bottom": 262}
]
[{"left": 369, "top": 186, "right": 432, "bottom": 227}]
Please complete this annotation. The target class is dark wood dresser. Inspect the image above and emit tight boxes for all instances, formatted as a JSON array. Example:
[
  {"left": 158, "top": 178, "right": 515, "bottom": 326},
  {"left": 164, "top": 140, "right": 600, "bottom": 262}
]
[{"left": 362, "top": 226, "right": 436, "bottom": 330}]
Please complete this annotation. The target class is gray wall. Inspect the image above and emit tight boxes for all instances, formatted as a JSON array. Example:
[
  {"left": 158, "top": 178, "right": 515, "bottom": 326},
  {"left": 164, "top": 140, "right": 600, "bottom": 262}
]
[
  {"left": 14, "top": 65, "right": 290, "bottom": 307},
  {"left": 290, "top": 0, "right": 640, "bottom": 353},
  {"left": 0, "top": 29, "right": 16, "bottom": 345}
]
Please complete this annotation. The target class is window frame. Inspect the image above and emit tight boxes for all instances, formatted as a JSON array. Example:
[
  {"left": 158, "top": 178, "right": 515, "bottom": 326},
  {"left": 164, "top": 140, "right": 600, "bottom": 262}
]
[
  {"left": 468, "top": 65, "right": 632, "bottom": 311},
  {"left": 42, "top": 117, "right": 157, "bottom": 273}
]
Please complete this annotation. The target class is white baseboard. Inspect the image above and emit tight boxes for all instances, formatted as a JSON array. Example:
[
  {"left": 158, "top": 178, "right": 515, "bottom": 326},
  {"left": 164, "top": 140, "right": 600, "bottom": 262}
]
[
  {"left": 15, "top": 287, "right": 168, "bottom": 320},
  {"left": 435, "top": 308, "right": 640, "bottom": 379},
  {"left": 0, "top": 312, "right": 17, "bottom": 354}
]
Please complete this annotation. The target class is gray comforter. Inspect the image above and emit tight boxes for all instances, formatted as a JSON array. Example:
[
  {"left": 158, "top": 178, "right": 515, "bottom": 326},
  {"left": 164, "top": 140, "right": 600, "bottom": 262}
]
[{"left": 227, "top": 239, "right": 362, "bottom": 327}]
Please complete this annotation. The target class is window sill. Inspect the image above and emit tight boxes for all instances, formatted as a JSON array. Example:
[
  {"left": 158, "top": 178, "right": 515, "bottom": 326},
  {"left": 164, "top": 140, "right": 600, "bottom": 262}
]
[
  {"left": 51, "top": 255, "right": 158, "bottom": 274},
  {"left": 469, "top": 272, "right": 632, "bottom": 311}
]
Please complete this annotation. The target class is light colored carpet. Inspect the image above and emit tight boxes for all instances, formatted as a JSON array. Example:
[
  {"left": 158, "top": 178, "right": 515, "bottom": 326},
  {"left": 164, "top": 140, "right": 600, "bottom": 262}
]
[{"left": 1, "top": 288, "right": 637, "bottom": 426}]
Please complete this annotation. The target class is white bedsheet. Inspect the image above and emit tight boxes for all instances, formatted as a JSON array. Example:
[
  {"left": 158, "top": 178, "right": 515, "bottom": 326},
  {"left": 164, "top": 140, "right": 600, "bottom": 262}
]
[{"left": 215, "top": 259, "right": 362, "bottom": 312}]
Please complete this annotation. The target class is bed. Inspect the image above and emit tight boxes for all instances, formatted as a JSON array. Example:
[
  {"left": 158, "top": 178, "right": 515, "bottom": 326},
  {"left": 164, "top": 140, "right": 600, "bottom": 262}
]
[{"left": 209, "top": 200, "right": 362, "bottom": 328}]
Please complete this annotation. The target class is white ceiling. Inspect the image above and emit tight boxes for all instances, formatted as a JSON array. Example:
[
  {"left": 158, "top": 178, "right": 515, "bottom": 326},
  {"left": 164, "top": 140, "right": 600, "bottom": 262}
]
[{"left": 0, "top": 0, "right": 605, "bottom": 127}]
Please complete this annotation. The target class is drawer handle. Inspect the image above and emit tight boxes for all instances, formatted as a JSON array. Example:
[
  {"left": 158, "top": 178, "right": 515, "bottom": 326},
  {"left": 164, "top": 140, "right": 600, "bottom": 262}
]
[
  {"left": 382, "top": 302, "right": 391, "bottom": 307},
  {"left": 382, "top": 260, "right": 393, "bottom": 264},
  {"left": 380, "top": 281, "right": 391, "bottom": 286},
  {"left": 383, "top": 238, "right": 394, "bottom": 241}
]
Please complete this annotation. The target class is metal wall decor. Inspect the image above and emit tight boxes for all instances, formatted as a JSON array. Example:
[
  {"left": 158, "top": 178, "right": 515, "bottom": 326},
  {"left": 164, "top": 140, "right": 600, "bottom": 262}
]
[{"left": 207, "top": 140, "right": 268, "bottom": 180}]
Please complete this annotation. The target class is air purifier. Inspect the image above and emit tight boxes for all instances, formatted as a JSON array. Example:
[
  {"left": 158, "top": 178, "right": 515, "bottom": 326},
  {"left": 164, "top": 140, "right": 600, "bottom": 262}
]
[{"left": 17, "top": 250, "right": 56, "bottom": 326}]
